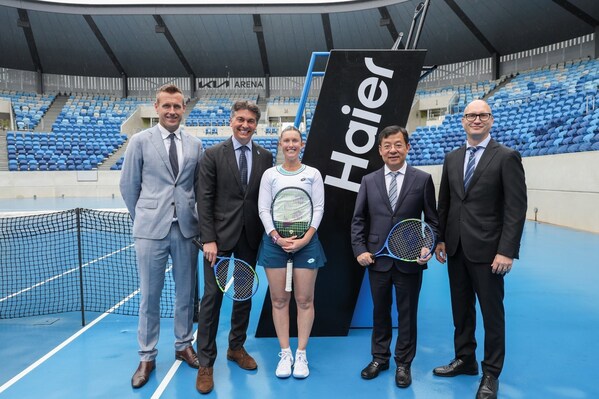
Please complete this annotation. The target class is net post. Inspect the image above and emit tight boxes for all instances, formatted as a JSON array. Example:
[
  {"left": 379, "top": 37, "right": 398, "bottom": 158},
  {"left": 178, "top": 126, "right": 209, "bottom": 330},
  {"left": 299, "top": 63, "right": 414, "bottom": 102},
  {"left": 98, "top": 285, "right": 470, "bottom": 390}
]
[{"left": 76, "top": 208, "right": 86, "bottom": 326}]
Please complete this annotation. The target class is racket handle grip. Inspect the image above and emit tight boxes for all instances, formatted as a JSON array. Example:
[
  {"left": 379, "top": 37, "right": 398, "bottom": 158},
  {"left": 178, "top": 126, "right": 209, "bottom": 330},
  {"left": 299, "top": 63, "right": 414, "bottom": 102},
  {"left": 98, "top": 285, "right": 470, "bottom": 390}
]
[{"left": 284, "top": 259, "right": 293, "bottom": 292}]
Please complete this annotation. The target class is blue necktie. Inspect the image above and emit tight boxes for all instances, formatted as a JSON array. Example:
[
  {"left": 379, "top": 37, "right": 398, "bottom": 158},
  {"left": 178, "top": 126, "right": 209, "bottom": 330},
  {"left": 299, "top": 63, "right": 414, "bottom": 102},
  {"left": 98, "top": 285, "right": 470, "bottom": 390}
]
[
  {"left": 464, "top": 146, "right": 481, "bottom": 190},
  {"left": 239, "top": 146, "right": 248, "bottom": 191},
  {"left": 388, "top": 171, "right": 400, "bottom": 210}
]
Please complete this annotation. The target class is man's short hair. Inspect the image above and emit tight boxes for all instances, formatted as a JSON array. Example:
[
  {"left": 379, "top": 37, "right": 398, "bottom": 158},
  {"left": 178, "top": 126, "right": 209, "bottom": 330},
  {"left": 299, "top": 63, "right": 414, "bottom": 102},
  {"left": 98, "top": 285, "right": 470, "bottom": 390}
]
[
  {"left": 378, "top": 125, "right": 409, "bottom": 146},
  {"left": 231, "top": 100, "right": 261, "bottom": 122},
  {"left": 155, "top": 84, "right": 183, "bottom": 103}
]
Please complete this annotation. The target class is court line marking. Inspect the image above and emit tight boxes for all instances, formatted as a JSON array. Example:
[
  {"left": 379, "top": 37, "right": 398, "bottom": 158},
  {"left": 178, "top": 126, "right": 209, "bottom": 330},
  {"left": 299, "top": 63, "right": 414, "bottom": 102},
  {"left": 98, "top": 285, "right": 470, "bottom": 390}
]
[
  {"left": 0, "top": 288, "right": 140, "bottom": 394},
  {"left": 0, "top": 243, "right": 135, "bottom": 303},
  {"left": 151, "top": 330, "right": 199, "bottom": 399}
]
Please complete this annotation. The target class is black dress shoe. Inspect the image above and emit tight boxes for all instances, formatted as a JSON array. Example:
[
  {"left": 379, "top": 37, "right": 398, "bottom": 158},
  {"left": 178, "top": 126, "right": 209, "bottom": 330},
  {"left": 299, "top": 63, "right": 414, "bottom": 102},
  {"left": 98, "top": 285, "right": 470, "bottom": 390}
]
[
  {"left": 433, "top": 358, "right": 478, "bottom": 377},
  {"left": 395, "top": 365, "right": 412, "bottom": 388},
  {"left": 176, "top": 346, "right": 200, "bottom": 368},
  {"left": 360, "top": 361, "right": 389, "bottom": 379},
  {"left": 476, "top": 374, "right": 499, "bottom": 399},
  {"left": 131, "top": 360, "right": 156, "bottom": 388}
]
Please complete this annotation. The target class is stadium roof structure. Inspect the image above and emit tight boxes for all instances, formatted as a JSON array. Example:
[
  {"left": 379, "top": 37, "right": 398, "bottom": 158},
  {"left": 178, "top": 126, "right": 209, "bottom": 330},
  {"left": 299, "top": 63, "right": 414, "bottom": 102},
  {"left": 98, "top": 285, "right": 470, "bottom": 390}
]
[{"left": 0, "top": 0, "right": 597, "bottom": 78}]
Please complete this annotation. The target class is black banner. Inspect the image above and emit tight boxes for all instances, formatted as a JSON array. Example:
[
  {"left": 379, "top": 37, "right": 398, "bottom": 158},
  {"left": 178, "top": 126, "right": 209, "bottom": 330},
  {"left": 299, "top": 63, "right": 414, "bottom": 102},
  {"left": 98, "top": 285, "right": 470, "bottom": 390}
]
[{"left": 257, "top": 49, "right": 426, "bottom": 337}]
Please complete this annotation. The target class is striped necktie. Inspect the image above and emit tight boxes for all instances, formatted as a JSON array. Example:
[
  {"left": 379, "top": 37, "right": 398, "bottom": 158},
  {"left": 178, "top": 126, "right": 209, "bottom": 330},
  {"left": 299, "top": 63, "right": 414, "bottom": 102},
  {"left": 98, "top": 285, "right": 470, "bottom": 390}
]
[
  {"left": 464, "top": 146, "right": 481, "bottom": 190},
  {"left": 388, "top": 171, "right": 400, "bottom": 210}
]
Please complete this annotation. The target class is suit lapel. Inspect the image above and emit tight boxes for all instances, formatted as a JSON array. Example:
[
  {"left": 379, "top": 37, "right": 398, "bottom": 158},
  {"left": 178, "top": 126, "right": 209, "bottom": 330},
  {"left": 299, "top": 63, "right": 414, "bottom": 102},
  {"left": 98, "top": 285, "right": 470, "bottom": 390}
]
[
  {"left": 179, "top": 130, "right": 194, "bottom": 182},
  {"left": 247, "top": 142, "right": 263, "bottom": 191},
  {"left": 374, "top": 168, "right": 394, "bottom": 213},
  {"left": 150, "top": 126, "right": 176, "bottom": 179},
  {"left": 395, "top": 166, "right": 415, "bottom": 212},
  {"left": 223, "top": 138, "right": 243, "bottom": 191}
]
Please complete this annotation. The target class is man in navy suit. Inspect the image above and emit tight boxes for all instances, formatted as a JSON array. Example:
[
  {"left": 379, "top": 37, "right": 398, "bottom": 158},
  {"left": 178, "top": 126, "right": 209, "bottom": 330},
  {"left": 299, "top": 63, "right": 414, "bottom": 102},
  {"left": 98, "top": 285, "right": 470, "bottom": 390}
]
[
  {"left": 351, "top": 125, "right": 438, "bottom": 388},
  {"left": 195, "top": 101, "right": 273, "bottom": 394},
  {"left": 120, "top": 84, "right": 203, "bottom": 388},
  {"left": 433, "top": 100, "right": 527, "bottom": 399}
]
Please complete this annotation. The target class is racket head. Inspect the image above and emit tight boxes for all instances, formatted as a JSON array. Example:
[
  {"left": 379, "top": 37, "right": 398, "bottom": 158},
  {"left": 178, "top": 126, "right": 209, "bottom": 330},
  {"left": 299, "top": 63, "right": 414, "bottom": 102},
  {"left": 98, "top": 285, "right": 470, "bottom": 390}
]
[
  {"left": 213, "top": 256, "right": 258, "bottom": 301},
  {"left": 271, "top": 187, "right": 313, "bottom": 238},
  {"left": 386, "top": 218, "right": 436, "bottom": 262}
]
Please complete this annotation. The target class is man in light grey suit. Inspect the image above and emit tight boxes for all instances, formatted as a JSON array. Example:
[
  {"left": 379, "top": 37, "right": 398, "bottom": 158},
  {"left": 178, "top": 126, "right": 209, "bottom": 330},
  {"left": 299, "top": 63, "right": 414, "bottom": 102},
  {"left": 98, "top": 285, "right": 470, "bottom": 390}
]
[{"left": 120, "top": 84, "right": 203, "bottom": 389}]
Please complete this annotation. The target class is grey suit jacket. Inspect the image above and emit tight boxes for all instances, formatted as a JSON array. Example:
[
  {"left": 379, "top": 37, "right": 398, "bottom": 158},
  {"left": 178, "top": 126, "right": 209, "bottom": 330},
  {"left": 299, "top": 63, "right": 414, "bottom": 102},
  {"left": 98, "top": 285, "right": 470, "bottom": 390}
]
[
  {"left": 197, "top": 137, "right": 273, "bottom": 252},
  {"left": 119, "top": 125, "right": 202, "bottom": 240},
  {"left": 437, "top": 138, "right": 527, "bottom": 262},
  {"left": 351, "top": 164, "right": 439, "bottom": 274}
]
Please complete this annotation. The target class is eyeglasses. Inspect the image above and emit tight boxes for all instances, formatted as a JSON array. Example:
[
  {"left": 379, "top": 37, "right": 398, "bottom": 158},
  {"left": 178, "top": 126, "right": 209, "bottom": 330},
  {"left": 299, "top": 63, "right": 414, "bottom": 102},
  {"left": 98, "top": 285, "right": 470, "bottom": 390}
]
[
  {"left": 463, "top": 113, "right": 493, "bottom": 122},
  {"left": 381, "top": 143, "right": 405, "bottom": 151}
]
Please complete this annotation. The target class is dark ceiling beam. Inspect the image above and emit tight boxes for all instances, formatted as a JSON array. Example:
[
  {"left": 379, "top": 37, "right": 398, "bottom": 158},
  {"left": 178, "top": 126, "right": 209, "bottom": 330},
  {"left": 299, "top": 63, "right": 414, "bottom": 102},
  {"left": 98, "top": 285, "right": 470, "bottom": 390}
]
[
  {"left": 552, "top": 0, "right": 598, "bottom": 27},
  {"left": 17, "top": 8, "right": 42, "bottom": 73},
  {"left": 153, "top": 15, "right": 195, "bottom": 76},
  {"left": 442, "top": 0, "right": 498, "bottom": 55},
  {"left": 253, "top": 14, "right": 271, "bottom": 76},
  {"left": 83, "top": 15, "right": 126, "bottom": 76},
  {"left": 321, "top": 13, "right": 334, "bottom": 51},
  {"left": 378, "top": 6, "right": 400, "bottom": 44}
]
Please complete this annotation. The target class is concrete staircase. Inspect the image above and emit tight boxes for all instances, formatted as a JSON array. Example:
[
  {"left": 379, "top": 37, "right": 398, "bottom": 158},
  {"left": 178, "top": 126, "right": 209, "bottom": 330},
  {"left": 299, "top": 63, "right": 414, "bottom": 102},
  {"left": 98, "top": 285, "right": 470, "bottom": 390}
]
[
  {"left": 484, "top": 75, "right": 515, "bottom": 101},
  {"left": 34, "top": 94, "right": 69, "bottom": 132},
  {"left": 98, "top": 143, "right": 127, "bottom": 170}
]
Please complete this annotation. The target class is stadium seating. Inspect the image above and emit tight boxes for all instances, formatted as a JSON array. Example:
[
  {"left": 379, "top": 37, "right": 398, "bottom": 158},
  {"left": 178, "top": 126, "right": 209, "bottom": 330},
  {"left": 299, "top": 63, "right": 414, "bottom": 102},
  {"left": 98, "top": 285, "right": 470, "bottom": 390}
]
[{"left": 408, "top": 58, "right": 599, "bottom": 166}]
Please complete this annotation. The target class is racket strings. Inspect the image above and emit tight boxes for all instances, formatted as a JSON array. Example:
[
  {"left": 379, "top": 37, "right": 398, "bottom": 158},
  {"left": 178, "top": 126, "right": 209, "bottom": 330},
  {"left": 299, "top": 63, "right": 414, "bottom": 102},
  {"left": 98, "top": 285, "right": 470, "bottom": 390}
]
[
  {"left": 215, "top": 259, "right": 257, "bottom": 300},
  {"left": 388, "top": 221, "right": 435, "bottom": 260},
  {"left": 272, "top": 189, "right": 313, "bottom": 238}
]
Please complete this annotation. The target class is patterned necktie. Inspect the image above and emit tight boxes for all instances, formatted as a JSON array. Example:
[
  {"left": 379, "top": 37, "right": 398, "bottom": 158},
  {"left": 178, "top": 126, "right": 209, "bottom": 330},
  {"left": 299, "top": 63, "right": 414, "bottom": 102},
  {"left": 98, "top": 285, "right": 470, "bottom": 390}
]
[
  {"left": 463, "top": 146, "right": 481, "bottom": 190},
  {"left": 168, "top": 133, "right": 179, "bottom": 178},
  {"left": 239, "top": 146, "right": 248, "bottom": 191},
  {"left": 388, "top": 171, "right": 400, "bottom": 211}
]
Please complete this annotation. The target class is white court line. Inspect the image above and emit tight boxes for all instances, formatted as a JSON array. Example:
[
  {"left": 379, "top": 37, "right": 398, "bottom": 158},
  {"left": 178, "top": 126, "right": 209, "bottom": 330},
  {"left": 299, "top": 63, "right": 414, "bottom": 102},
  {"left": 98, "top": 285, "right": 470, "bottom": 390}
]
[
  {"left": 151, "top": 330, "right": 199, "bottom": 399},
  {"left": 0, "top": 288, "right": 140, "bottom": 394},
  {"left": 0, "top": 243, "right": 135, "bottom": 303}
]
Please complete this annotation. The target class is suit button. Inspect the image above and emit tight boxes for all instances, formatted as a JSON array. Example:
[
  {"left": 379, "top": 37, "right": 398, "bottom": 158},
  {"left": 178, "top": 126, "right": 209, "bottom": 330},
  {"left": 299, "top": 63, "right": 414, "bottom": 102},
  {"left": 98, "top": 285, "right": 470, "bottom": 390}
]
[{"left": 171, "top": 202, "right": 175, "bottom": 205}]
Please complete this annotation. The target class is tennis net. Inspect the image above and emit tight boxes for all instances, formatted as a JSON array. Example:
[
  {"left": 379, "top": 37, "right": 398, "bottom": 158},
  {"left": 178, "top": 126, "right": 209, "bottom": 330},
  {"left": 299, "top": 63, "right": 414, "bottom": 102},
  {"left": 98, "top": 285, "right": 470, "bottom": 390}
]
[{"left": 0, "top": 208, "right": 178, "bottom": 320}]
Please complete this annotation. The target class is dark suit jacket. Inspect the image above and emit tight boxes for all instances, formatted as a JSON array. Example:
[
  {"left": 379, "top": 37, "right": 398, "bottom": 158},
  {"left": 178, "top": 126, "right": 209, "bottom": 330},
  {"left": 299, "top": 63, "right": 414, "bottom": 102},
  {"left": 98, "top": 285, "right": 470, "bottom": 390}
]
[
  {"left": 351, "top": 164, "right": 439, "bottom": 274},
  {"left": 437, "top": 138, "right": 527, "bottom": 263},
  {"left": 197, "top": 137, "right": 273, "bottom": 252}
]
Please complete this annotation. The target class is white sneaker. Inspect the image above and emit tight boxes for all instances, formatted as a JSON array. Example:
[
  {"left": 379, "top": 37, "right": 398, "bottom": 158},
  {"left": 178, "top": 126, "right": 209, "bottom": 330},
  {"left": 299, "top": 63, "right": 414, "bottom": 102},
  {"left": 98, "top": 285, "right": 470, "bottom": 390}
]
[
  {"left": 275, "top": 349, "right": 293, "bottom": 378},
  {"left": 293, "top": 350, "right": 309, "bottom": 379}
]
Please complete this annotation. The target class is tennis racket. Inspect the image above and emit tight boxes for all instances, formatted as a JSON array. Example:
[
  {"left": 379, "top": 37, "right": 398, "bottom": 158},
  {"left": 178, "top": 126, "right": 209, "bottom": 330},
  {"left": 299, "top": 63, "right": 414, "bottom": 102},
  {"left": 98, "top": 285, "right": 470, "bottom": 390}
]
[
  {"left": 192, "top": 238, "right": 258, "bottom": 301},
  {"left": 271, "top": 187, "right": 313, "bottom": 292},
  {"left": 371, "top": 218, "right": 436, "bottom": 262}
]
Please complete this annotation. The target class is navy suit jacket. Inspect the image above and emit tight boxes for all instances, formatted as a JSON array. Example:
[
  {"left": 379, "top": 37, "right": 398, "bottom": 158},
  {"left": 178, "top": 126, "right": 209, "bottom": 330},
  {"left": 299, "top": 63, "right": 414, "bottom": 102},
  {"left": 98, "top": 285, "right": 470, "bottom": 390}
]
[
  {"left": 437, "top": 138, "right": 527, "bottom": 263},
  {"left": 351, "top": 164, "right": 439, "bottom": 274},
  {"left": 197, "top": 137, "right": 273, "bottom": 252}
]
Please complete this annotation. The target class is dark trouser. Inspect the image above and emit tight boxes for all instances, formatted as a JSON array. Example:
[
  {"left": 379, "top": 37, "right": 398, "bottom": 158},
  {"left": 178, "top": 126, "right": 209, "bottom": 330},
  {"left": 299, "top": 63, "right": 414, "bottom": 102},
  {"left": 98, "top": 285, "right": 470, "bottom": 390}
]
[
  {"left": 368, "top": 267, "right": 423, "bottom": 365},
  {"left": 448, "top": 244, "right": 505, "bottom": 378},
  {"left": 196, "top": 230, "right": 257, "bottom": 367}
]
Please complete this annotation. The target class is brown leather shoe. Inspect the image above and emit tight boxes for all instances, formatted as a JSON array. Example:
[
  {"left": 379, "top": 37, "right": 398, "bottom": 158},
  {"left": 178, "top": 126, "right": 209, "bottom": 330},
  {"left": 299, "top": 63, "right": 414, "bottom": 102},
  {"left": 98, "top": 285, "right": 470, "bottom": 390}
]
[
  {"left": 196, "top": 366, "right": 214, "bottom": 394},
  {"left": 175, "top": 346, "right": 200, "bottom": 368},
  {"left": 131, "top": 360, "right": 155, "bottom": 388},
  {"left": 226, "top": 347, "right": 257, "bottom": 370}
]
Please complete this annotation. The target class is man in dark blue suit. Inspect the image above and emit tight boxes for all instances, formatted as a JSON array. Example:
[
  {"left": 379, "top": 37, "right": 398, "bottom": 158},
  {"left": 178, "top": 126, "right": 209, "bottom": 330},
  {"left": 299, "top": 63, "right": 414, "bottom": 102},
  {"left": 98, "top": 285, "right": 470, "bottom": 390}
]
[
  {"left": 195, "top": 101, "right": 273, "bottom": 394},
  {"left": 433, "top": 100, "right": 527, "bottom": 399},
  {"left": 351, "top": 125, "right": 438, "bottom": 388}
]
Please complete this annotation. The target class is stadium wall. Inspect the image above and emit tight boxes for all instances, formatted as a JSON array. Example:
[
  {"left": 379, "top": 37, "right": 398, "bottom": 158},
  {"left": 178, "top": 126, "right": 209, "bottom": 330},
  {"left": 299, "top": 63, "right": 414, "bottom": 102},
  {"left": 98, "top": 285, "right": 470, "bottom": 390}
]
[{"left": 1, "top": 151, "right": 598, "bottom": 233}]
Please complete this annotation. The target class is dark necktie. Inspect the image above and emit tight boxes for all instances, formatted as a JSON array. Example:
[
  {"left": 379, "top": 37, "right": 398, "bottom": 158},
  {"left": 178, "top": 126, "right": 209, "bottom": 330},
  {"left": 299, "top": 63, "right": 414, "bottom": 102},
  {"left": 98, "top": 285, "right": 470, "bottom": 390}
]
[
  {"left": 168, "top": 133, "right": 179, "bottom": 178},
  {"left": 388, "top": 171, "right": 400, "bottom": 211},
  {"left": 239, "top": 146, "right": 248, "bottom": 191},
  {"left": 464, "top": 146, "right": 481, "bottom": 190}
]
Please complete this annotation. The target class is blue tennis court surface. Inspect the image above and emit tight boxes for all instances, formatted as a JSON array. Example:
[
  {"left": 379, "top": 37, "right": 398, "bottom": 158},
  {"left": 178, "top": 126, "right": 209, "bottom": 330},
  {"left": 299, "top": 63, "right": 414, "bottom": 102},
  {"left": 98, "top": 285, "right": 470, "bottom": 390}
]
[{"left": 1, "top": 221, "right": 598, "bottom": 398}]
